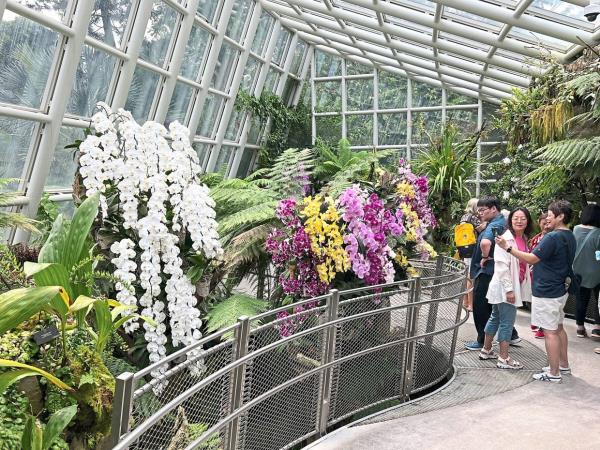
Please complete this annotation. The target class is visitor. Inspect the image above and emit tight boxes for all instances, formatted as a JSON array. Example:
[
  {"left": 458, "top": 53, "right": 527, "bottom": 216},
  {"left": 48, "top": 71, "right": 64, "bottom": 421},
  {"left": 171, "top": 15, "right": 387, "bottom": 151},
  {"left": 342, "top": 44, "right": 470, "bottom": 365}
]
[
  {"left": 479, "top": 207, "right": 533, "bottom": 369},
  {"left": 496, "top": 200, "right": 575, "bottom": 382},
  {"left": 528, "top": 212, "right": 550, "bottom": 339},
  {"left": 573, "top": 204, "right": 600, "bottom": 343},
  {"left": 459, "top": 198, "right": 487, "bottom": 311},
  {"left": 465, "top": 196, "right": 520, "bottom": 351}
]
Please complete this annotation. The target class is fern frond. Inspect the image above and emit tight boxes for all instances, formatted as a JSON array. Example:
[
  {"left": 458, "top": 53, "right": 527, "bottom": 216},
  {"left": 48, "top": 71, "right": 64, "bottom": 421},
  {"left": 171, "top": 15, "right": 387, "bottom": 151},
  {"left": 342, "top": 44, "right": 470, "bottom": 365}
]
[
  {"left": 206, "top": 293, "right": 267, "bottom": 334},
  {"left": 224, "top": 223, "right": 273, "bottom": 268},
  {"left": 535, "top": 137, "right": 600, "bottom": 176},
  {"left": 217, "top": 201, "right": 278, "bottom": 237}
]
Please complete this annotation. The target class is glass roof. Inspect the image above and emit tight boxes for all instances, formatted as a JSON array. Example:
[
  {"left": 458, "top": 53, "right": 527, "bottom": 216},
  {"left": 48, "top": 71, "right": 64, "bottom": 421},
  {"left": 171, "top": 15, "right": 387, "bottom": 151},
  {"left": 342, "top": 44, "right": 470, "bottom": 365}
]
[{"left": 262, "top": 0, "right": 599, "bottom": 100}]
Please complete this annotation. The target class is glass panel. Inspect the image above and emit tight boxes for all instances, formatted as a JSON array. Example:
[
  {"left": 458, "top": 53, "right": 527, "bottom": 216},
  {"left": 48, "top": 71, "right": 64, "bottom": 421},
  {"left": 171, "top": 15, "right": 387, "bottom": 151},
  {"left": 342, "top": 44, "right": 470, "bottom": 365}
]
[
  {"left": 346, "top": 114, "right": 373, "bottom": 147},
  {"left": 251, "top": 11, "right": 274, "bottom": 57},
  {"left": 315, "top": 81, "right": 341, "bottom": 112},
  {"left": 290, "top": 40, "right": 307, "bottom": 75},
  {"left": 226, "top": 0, "right": 252, "bottom": 43},
  {"left": 378, "top": 72, "right": 407, "bottom": 109},
  {"left": 282, "top": 78, "right": 299, "bottom": 105},
  {"left": 247, "top": 116, "right": 264, "bottom": 145},
  {"left": 271, "top": 28, "right": 291, "bottom": 67},
  {"left": 193, "top": 142, "right": 211, "bottom": 170},
  {"left": 236, "top": 147, "right": 254, "bottom": 178},
  {"left": 412, "top": 80, "right": 442, "bottom": 107},
  {"left": 88, "top": 0, "right": 132, "bottom": 48},
  {"left": 346, "top": 60, "right": 373, "bottom": 76},
  {"left": 211, "top": 43, "right": 239, "bottom": 92},
  {"left": 315, "top": 115, "right": 342, "bottom": 146},
  {"left": 67, "top": 45, "right": 118, "bottom": 118},
  {"left": 411, "top": 110, "right": 442, "bottom": 144},
  {"left": 346, "top": 78, "right": 373, "bottom": 111},
  {"left": 480, "top": 143, "right": 505, "bottom": 181},
  {"left": 446, "top": 109, "right": 478, "bottom": 136},
  {"left": 226, "top": 109, "right": 245, "bottom": 141},
  {"left": 263, "top": 67, "right": 280, "bottom": 93},
  {"left": 14, "top": 0, "right": 67, "bottom": 21},
  {"left": 315, "top": 50, "right": 341, "bottom": 77},
  {"left": 241, "top": 56, "right": 260, "bottom": 92},
  {"left": 46, "top": 127, "right": 85, "bottom": 190},
  {"left": 197, "top": 93, "right": 224, "bottom": 138},
  {"left": 509, "top": 27, "right": 572, "bottom": 51},
  {"left": 531, "top": 0, "right": 583, "bottom": 17},
  {"left": 379, "top": 113, "right": 407, "bottom": 146},
  {"left": 165, "top": 82, "right": 193, "bottom": 126},
  {"left": 446, "top": 90, "right": 477, "bottom": 106},
  {"left": 139, "top": 1, "right": 178, "bottom": 68},
  {"left": 0, "top": 117, "right": 34, "bottom": 179},
  {"left": 0, "top": 14, "right": 59, "bottom": 109},
  {"left": 124, "top": 66, "right": 160, "bottom": 122},
  {"left": 56, "top": 200, "right": 75, "bottom": 219},
  {"left": 483, "top": 102, "right": 505, "bottom": 142},
  {"left": 197, "top": 0, "right": 219, "bottom": 24},
  {"left": 215, "top": 146, "right": 234, "bottom": 174},
  {"left": 180, "top": 24, "right": 211, "bottom": 81}
]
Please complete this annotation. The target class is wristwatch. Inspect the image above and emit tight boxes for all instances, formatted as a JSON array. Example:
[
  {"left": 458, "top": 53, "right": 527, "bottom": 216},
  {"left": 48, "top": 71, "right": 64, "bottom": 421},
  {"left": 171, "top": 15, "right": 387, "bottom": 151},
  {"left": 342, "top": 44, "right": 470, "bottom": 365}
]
[{"left": 506, "top": 246, "right": 513, "bottom": 254}]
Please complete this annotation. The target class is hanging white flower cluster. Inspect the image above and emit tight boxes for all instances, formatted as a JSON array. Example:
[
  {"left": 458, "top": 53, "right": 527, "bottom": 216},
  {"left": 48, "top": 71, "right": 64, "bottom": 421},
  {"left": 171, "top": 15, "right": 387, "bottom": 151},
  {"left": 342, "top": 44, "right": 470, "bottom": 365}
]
[{"left": 79, "top": 103, "right": 222, "bottom": 373}]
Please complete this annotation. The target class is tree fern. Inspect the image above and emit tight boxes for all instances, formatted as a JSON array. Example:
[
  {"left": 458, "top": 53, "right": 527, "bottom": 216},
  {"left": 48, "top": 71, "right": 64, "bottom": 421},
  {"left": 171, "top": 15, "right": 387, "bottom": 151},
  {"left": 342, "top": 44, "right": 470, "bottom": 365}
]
[
  {"left": 535, "top": 137, "right": 600, "bottom": 177},
  {"left": 218, "top": 201, "right": 278, "bottom": 240},
  {"left": 0, "top": 179, "right": 38, "bottom": 232},
  {"left": 205, "top": 293, "right": 267, "bottom": 334}
]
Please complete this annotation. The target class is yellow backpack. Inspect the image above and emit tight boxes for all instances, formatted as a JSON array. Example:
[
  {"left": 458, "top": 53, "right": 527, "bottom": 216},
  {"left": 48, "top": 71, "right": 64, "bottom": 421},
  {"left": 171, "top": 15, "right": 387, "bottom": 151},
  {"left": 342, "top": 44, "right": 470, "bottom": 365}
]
[{"left": 454, "top": 222, "right": 477, "bottom": 258}]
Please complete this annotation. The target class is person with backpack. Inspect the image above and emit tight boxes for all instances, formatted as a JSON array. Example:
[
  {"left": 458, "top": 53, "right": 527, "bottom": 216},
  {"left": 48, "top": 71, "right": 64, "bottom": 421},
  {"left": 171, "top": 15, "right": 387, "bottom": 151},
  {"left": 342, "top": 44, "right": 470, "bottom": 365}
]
[
  {"left": 464, "top": 196, "right": 521, "bottom": 351},
  {"left": 572, "top": 204, "right": 600, "bottom": 344},
  {"left": 495, "top": 200, "right": 576, "bottom": 382},
  {"left": 456, "top": 198, "right": 487, "bottom": 311}
]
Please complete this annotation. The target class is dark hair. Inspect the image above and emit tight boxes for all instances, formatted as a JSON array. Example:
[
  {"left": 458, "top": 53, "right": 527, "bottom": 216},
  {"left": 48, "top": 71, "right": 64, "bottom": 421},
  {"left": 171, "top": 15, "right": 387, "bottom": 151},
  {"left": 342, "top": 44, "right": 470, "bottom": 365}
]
[
  {"left": 580, "top": 204, "right": 600, "bottom": 227},
  {"left": 548, "top": 200, "right": 573, "bottom": 225},
  {"left": 537, "top": 212, "right": 548, "bottom": 223},
  {"left": 477, "top": 196, "right": 501, "bottom": 211},
  {"left": 508, "top": 207, "right": 533, "bottom": 238}
]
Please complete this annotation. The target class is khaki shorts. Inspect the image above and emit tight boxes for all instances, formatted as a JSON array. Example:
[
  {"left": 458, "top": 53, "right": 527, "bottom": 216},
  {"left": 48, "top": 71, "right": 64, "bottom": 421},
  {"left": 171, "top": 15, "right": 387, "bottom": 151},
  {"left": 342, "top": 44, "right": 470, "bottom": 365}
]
[{"left": 531, "top": 294, "right": 568, "bottom": 331}]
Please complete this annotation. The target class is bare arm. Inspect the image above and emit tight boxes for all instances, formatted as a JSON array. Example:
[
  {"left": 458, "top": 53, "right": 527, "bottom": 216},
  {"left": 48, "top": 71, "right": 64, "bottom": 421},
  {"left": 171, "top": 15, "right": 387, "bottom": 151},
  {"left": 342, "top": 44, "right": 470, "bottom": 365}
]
[
  {"left": 495, "top": 236, "right": 540, "bottom": 265},
  {"left": 480, "top": 238, "right": 492, "bottom": 257}
]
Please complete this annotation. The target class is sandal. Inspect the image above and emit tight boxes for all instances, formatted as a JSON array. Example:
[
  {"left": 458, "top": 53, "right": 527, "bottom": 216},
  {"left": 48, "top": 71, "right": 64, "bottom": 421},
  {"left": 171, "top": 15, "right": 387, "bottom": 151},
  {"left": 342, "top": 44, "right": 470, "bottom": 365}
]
[
  {"left": 479, "top": 348, "right": 498, "bottom": 360},
  {"left": 497, "top": 356, "right": 523, "bottom": 370}
]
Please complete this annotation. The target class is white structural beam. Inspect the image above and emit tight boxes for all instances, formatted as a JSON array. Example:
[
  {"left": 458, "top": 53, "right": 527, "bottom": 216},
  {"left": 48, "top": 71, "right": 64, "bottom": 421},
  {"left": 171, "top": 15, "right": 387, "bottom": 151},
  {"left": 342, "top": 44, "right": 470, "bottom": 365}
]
[
  {"left": 431, "top": 0, "right": 593, "bottom": 45},
  {"left": 15, "top": 0, "right": 96, "bottom": 242},
  {"left": 260, "top": 0, "right": 540, "bottom": 78},
  {"left": 212, "top": 2, "right": 263, "bottom": 177},
  {"left": 279, "top": 0, "right": 552, "bottom": 61},
  {"left": 312, "top": 44, "right": 504, "bottom": 104},
  {"left": 292, "top": 26, "right": 513, "bottom": 97},
  {"left": 291, "top": 43, "right": 314, "bottom": 106},
  {"left": 154, "top": 0, "right": 200, "bottom": 123},
  {"left": 187, "top": 0, "right": 236, "bottom": 147},
  {"left": 110, "top": 0, "right": 155, "bottom": 109},
  {"left": 0, "top": 0, "right": 6, "bottom": 22}
]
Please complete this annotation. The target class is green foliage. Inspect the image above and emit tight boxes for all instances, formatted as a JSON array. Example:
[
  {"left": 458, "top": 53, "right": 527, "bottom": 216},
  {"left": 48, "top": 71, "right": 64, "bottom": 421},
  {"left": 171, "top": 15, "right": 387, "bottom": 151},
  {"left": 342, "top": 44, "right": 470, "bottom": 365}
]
[
  {"left": 0, "top": 178, "right": 39, "bottom": 233},
  {"left": 235, "top": 90, "right": 311, "bottom": 167},
  {"left": 0, "top": 286, "right": 62, "bottom": 335},
  {"left": 205, "top": 293, "right": 267, "bottom": 334},
  {"left": 413, "top": 123, "right": 480, "bottom": 248},
  {"left": 32, "top": 194, "right": 60, "bottom": 246},
  {"left": 0, "top": 244, "right": 30, "bottom": 293},
  {"left": 20, "top": 404, "right": 77, "bottom": 450},
  {"left": 0, "top": 387, "right": 32, "bottom": 450},
  {"left": 0, "top": 359, "right": 73, "bottom": 394},
  {"left": 535, "top": 137, "right": 600, "bottom": 177},
  {"left": 187, "top": 423, "right": 221, "bottom": 449}
]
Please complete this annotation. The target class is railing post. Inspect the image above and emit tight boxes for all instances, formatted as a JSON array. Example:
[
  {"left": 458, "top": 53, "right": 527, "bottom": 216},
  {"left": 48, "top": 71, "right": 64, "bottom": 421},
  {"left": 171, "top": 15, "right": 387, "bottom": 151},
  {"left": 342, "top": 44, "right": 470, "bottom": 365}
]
[
  {"left": 402, "top": 276, "right": 421, "bottom": 402},
  {"left": 110, "top": 372, "right": 135, "bottom": 447},
  {"left": 227, "top": 316, "right": 251, "bottom": 450},
  {"left": 317, "top": 289, "right": 339, "bottom": 436},
  {"left": 425, "top": 255, "right": 445, "bottom": 348},
  {"left": 448, "top": 266, "right": 470, "bottom": 368}
]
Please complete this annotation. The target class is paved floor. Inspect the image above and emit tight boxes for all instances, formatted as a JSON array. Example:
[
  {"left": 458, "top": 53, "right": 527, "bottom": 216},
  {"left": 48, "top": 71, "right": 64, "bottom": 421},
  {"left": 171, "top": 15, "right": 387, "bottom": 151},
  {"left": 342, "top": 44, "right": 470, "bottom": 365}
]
[{"left": 310, "top": 309, "right": 600, "bottom": 450}]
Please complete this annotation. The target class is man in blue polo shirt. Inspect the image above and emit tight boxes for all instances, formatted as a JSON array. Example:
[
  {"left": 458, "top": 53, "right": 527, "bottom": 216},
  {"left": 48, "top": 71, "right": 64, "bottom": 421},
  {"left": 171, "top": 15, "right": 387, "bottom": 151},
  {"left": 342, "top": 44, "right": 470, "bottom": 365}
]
[
  {"left": 496, "top": 200, "right": 576, "bottom": 382},
  {"left": 465, "top": 196, "right": 520, "bottom": 350}
]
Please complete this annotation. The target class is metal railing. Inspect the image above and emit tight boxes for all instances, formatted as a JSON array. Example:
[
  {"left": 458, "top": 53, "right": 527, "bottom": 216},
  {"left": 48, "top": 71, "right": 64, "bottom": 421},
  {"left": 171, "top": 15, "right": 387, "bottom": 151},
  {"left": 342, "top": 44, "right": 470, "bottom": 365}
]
[{"left": 111, "top": 255, "right": 469, "bottom": 450}]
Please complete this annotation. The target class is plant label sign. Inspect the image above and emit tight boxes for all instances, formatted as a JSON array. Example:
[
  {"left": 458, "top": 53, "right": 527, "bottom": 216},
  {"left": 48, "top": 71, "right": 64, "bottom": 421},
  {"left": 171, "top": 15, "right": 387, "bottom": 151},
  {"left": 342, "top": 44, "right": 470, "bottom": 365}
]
[{"left": 33, "top": 325, "right": 60, "bottom": 345}]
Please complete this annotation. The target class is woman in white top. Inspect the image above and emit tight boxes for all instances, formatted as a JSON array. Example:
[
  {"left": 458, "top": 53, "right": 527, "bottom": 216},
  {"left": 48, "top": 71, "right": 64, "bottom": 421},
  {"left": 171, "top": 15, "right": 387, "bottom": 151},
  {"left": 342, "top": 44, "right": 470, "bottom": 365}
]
[{"left": 479, "top": 207, "right": 533, "bottom": 369}]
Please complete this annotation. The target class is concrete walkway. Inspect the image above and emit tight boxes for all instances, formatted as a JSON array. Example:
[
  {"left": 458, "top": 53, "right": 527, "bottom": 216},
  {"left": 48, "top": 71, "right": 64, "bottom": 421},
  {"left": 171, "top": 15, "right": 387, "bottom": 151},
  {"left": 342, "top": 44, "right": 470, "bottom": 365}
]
[{"left": 310, "top": 310, "right": 600, "bottom": 450}]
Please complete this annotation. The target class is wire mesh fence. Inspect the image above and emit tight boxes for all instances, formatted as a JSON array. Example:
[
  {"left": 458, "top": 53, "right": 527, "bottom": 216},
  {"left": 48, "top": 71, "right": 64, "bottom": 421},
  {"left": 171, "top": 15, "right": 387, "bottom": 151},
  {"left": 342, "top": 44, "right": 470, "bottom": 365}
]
[{"left": 111, "top": 256, "right": 469, "bottom": 450}]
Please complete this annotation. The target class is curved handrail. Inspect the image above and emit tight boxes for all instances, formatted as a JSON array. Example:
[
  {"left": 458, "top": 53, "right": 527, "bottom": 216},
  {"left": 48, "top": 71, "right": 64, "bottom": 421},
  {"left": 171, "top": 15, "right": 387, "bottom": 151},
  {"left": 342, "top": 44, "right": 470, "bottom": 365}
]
[{"left": 111, "top": 255, "right": 469, "bottom": 450}]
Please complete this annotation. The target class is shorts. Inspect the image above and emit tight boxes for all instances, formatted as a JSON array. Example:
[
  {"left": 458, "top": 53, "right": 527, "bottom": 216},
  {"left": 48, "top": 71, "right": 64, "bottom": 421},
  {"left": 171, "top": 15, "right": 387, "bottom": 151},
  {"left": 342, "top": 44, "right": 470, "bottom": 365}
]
[{"left": 531, "top": 294, "right": 568, "bottom": 331}]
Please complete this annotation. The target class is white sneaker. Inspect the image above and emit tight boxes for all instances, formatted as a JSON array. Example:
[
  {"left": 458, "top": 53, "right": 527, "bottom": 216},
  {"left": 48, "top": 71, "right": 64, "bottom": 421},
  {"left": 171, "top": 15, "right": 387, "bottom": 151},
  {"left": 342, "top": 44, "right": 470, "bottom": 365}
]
[
  {"left": 542, "top": 365, "right": 571, "bottom": 374},
  {"left": 533, "top": 372, "right": 562, "bottom": 383}
]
